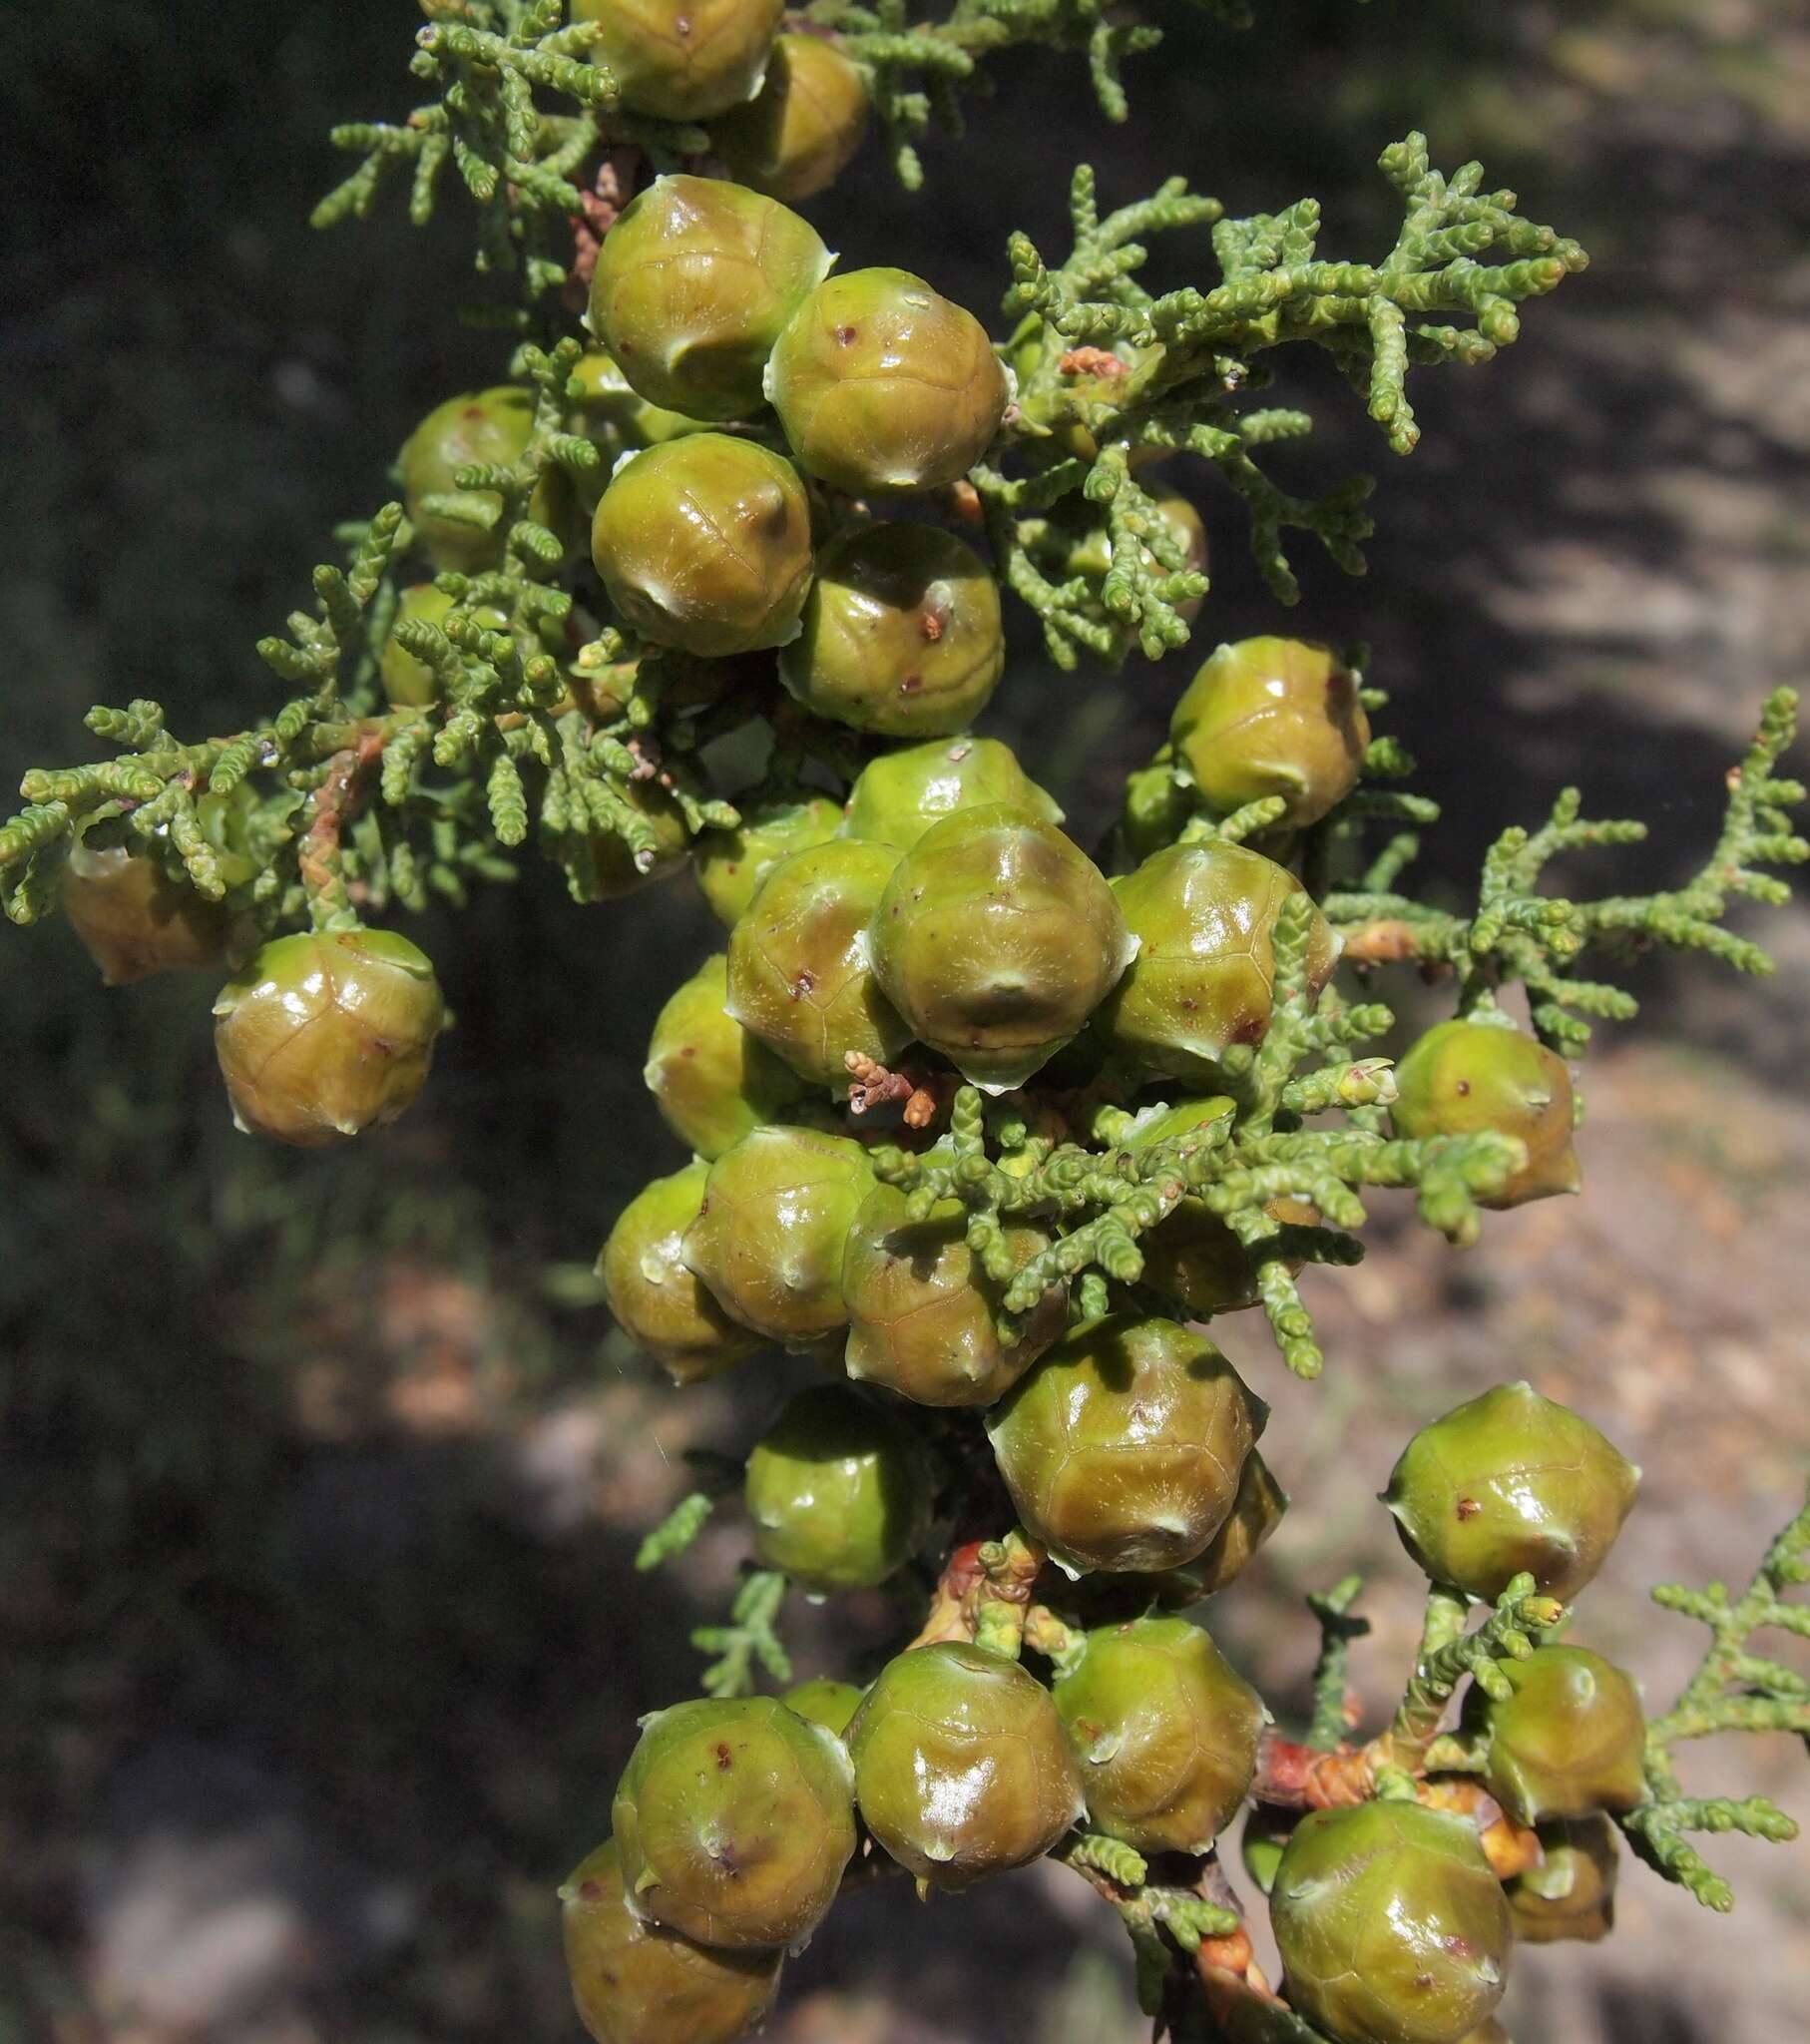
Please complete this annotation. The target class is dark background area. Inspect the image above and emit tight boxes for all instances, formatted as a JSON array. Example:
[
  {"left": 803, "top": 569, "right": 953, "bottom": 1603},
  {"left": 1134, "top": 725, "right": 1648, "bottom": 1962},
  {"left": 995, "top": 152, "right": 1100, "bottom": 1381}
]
[{"left": 3, "top": 3, "right": 1808, "bottom": 2040}]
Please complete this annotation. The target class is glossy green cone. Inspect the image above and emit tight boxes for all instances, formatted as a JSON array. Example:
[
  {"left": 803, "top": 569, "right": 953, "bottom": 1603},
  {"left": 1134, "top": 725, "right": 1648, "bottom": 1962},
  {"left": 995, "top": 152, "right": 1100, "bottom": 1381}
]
[
  {"left": 1054, "top": 1617, "right": 1262, "bottom": 1853},
  {"left": 574, "top": 0, "right": 783, "bottom": 121},
  {"left": 682, "top": 1125, "right": 875, "bottom": 1345},
  {"left": 1170, "top": 637, "right": 1371, "bottom": 829},
  {"left": 1479, "top": 1647, "right": 1647, "bottom": 1824},
  {"left": 612, "top": 1695, "right": 856, "bottom": 1949},
  {"left": 710, "top": 32, "right": 871, "bottom": 202},
  {"left": 645, "top": 953, "right": 806, "bottom": 1160},
  {"left": 765, "top": 267, "right": 1009, "bottom": 494},
  {"left": 590, "top": 176, "right": 831, "bottom": 421},
  {"left": 744, "top": 1382, "right": 930, "bottom": 1592},
  {"left": 986, "top": 1314, "right": 1265, "bottom": 1575},
  {"left": 63, "top": 841, "right": 229, "bottom": 986},
  {"left": 1270, "top": 1801, "right": 1512, "bottom": 2044},
  {"left": 591, "top": 435, "right": 813, "bottom": 658},
  {"left": 1506, "top": 1815, "right": 1618, "bottom": 1944},
  {"left": 399, "top": 386, "right": 536, "bottom": 573},
  {"left": 562, "top": 1837, "right": 782, "bottom": 2044},
  {"left": 1100, "top": 841, "right": 1339, "bottom": 1083},
  {"left": 693, "top": 788, "right": 843, "bottom": 927},
  {"left": 213, "top": 929, "right": 445, "bottom": 1148},
  {"left": 848, "top": 1643, "right": 1084, "bottom": 1886},
  {"left": 841, "top": 735, "right": 1062, "bottom": 850},
  {"left": 1392, "top": 1018, "right": 1582, "bottom": 1208},
  {"left": 869, "top": 804, "right": 1134, "bottom": 1092},
  {"left": 599, "top": 1161, "right": 765, "bottom": 1385},
  {"left": 842, "top": 1182, "right": 1067, "bottom": 1407},
  {"left": 779, "top": 523, "right": 1004, "bottom": 738},
  {"left": 1385, "top": 1380, "right": 1640, "bottom": 1602},
  {"left": 724, "top": 838, "right": 909, "bottom": 1087}
]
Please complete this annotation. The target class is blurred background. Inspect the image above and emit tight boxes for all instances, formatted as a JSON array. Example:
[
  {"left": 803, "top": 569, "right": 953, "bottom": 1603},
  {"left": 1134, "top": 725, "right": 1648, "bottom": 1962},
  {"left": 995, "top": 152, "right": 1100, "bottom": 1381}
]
[{"left": 4, "top": 1, "right": 1808, "bottom": 2039}]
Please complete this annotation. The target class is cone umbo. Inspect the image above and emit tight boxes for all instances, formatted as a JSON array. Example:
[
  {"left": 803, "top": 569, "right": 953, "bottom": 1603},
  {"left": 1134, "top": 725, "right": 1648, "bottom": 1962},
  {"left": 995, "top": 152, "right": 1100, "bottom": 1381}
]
[
  {"left": 573, "top": 0, "right": 783, "bottom": 122},
  {"left": 63, "top": 840, "right": 230, "bottom": 986},
  {"left": 1385, "top": 1380, "right": 1640, "bottom": 1602},
  {"left": 840, "top": 735, "right": 1062, "bottom": 850},
  {"left": 682, "top": 1124, "right": 876, "bottom": 1345},
  {"left": 589, "top": 176, "right": 831, "bottom": 422},
  {"left": 1100, "top": 841, "right": 1339, "bottom": 1082},
  {"left": 711, "top": 33, "right": 871, "bottom": 202},
  {"left": 765, "top": 267, "right": 1009, "bottom": 494},
  {"left": 743, "top": 1382, "right": 931, "bottom": 1592},
  {"left": 986, "top": 1314, "right": 1265, "bottom": 1574},
  {"left": 591, "top": 435, "right": 813, "bottom": 658},
  {"left": 724, "top": 837, "right": 910, "bottom": 1087},
  {"left": 779, "top": 523, "right": 1005, "bottom": 738},
  {"left": 869, "top": 803, "right": 1135, "bottom": 1092},
  {"left": 562, "top": 1836, "right": 782, "bottom": 2044},
  {"left": 842, "top": 1182, "right": 1067, "bottom": 1406},
  {"left": 1475, "top": 1646, "right": 1647, "bottom": 1823},
  {"left": 782, "top": 1679, "right": 865, "bottom": 1738},
  {"left": 1270, "top": 1800, "right": 1513, "bottom": 2044},
  {"left": 600, "top": 1160, "right": 764, "bottom": 1385},
  {"left": 1391, "top": 1018, "right": 1582, "bottom": 1208},
  {"left": 1053, "top": 1617, "right": 1262, "bottom": 1853},
  {"left": 847, "top": 1642, "right": 1084, "bottom": 1886},
  {"left": 213, "top": 928, "right": 445, "bottom": 1148},
  {"left": 399, "top": 386, "right": 546, "bottom": 574},
  {"left": 692, "top": 788, "right": 843, "bottom": 928},
  {"left": 645, "top": 954, "right": 807, "bottom": 1161},
  {"left": 1506, "top": 1815, "right": 1618, "bottom": 1944},
  {"left": 612, "top": 1694, "right": 856, "bottom": 1949},
  {"left": 1169, "top": 637, "right": 1372, "bottom": 829}
]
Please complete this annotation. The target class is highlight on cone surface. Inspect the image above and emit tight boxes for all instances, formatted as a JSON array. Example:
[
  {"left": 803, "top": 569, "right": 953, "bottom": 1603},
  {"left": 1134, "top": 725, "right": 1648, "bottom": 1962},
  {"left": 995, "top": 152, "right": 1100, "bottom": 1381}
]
[{"left": 1391, "top": 1017, "right": 1582, "bottom": 1208}]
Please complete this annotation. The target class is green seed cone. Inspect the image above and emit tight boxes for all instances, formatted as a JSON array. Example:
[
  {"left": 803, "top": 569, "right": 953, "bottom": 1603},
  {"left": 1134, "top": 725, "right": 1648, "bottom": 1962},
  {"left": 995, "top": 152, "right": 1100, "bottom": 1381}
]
[
  {"left": 693, "top": 788, "right": 843, "bottom": 928},
  {"left": 682, "top": 1125, "right": 876, "bottom": 1345},
  {"left": 779, "top": 523, "right": 1004, "bottom": 738},
  {"left": 724, "top": 838, "right": 910, "bottom": 1087},
  {"left": 710, "top": 32, "right": 871, "bottom": 202},
  {"left": 590, "top": 176, "right": 831, "bottom": 421},
  {"left": 986, "top": 1314, "right": 1265, "bottom": 1575},
  {"left": 841, "top": 735, "right": 1062, "bottom": 850},
  {"left": 1270, "top": 1801, "right": 1512, "bottom": 2044},
  {"left": 869, "top": 804, "right": 1135, "bottom": 1093},
  {"left": 63, "top": 841, "right": 229, "bottom": 986},
  {"left": 1054, "top": 1617, "right": 1262, "bottom": 1854},
  {"left": 842, "top": 1182, "right": 1067, "bottom": 1407},
  {"left": 765, "top": 267, "right": 1008, "bottom": 495},
  {"left": 612, "top": 1694, "right": 856, "bottom": 1949},
  {"left": 1391, "top": 1018, "right": 1582, "bottom": 1208},
  {"left": 399, "top": 387, "right": 540, "bottom": 574},
  {"left": 744, "top": 1382, "right": 932, "bottom": 1592},
  {"left": 1384, "top": 1380, "right": 1640, "bottom": 1602},
  {"left": 1506, "top": 1815, "right": 1618, "bottom": 1944},
  {"left": 782, "top": 1679, "right": 865, "bottom": 1738},
  {"left": 599, "top": 1160, "right": 765, "bottom": 1385},
  {"left": 645, "top": 953, "right": 807, "bottom": 1160},
  {"left": 1099, "top": 841, "right": 1339, "bottom": 1084},
  {"left": 1169, "top": 637, "right": 1371, "bottom": 829},
  {"left": 848, "top": 1642, "right": 1084, "bottom": 1886},
  {"left": 1188, "top": 1451, "right": 1288, "bottom": 1596},
  {"left": 573, "top": 0, "right": 783, "bottom": 122},
  {"left": 562, "top": 1836, "right": 782, "bottom": 2044},
  {"left": 1476, "top": 1647, "right": 1647, "bottom": 1824},
  {"left": 213, "top": 929, "right": 445, "bottom": 1148},
  {"left": 591, "top": 435, "right": 813, "bottom": 659}
]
